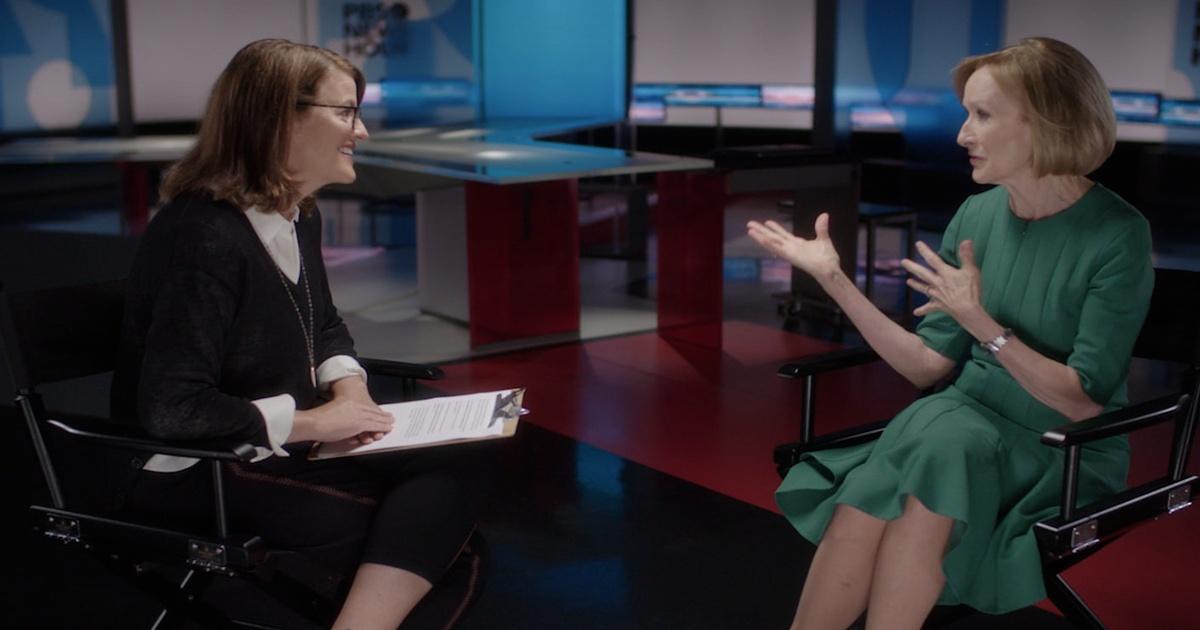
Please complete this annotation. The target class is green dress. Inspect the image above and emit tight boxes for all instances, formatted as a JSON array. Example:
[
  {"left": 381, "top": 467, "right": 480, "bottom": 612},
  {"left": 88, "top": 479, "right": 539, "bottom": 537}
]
[{"left": 776, "top": 183, "right": 1154, "bottom": 614}]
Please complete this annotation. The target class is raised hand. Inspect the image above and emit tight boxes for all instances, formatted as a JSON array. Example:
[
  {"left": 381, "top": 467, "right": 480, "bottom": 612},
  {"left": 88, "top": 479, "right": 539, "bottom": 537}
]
[
  {"left": 902, "top": 240, "right": 985, "bottom": 323},
  {"left": 746, "top": 213, "right": 841, "bottom": 280}
]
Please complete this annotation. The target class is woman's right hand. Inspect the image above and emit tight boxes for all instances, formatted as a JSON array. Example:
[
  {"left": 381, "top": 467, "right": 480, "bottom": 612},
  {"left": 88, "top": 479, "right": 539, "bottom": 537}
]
[
  {"left": 289, "top": 397, "right": 395, "bottom": 444},
  {"left": 746, "top": 213, "right": 841, "bottom": 282}
]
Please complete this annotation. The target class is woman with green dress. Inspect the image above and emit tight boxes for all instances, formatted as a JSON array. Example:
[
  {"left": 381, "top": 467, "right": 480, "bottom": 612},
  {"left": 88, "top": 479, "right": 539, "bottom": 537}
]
[{"left": 747, "top": 37, "right": 1153, "bottom": 629}]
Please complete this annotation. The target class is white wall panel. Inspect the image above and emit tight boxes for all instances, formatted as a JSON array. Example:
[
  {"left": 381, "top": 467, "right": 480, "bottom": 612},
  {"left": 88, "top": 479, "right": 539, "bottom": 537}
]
[{"left": 128, "top": 0, "right": 307, "bottom": 122}]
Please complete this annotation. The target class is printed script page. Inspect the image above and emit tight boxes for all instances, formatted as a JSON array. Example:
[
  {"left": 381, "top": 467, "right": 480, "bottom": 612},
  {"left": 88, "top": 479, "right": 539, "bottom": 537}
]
[{"left": 312, "top": 388, "right": 524, "bottom": 459}]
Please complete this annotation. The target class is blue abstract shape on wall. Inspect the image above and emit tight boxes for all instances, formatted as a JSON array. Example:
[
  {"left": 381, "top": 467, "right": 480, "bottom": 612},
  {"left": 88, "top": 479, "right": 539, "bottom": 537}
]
[
  {"left": 968, "top": 0, "right": 1003, "bottom": 55},
  {"left": 0, "top": 0, "right": 31, "bottom": 55},
  {"left": 838, "top": 0, "right": 1002, "bottom": 162},
  {"left": 29, "top": 0, "right": 112, "bottom": 87},
  {"left": 1171, "top": 0, "right": 1200, "bottom": 95},
  {"left": 1167, "top": 0, "right": 1200, "bottom": 143},
  {"left": 864, "top": 0, "right": 911, "bottom": 104},
  {"left": 1, "top": 0, "right": 114, "bottom": 132}
]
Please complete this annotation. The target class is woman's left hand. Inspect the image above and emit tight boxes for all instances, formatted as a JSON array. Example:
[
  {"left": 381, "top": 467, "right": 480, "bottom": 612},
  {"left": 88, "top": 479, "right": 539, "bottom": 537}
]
[{"left": 902, "top": 240, "right": 985, "bottom": 323}]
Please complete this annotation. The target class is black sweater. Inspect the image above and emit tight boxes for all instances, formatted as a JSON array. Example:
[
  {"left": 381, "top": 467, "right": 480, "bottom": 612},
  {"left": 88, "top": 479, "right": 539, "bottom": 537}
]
[{"left": 111, "top": 192, "right": 355, "bottom": 448}]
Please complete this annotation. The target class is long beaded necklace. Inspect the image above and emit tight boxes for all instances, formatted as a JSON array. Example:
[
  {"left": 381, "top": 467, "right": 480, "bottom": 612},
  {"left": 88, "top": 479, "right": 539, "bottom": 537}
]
[{"left": 270, "top": 246, "right": 317, "bottom": 388}]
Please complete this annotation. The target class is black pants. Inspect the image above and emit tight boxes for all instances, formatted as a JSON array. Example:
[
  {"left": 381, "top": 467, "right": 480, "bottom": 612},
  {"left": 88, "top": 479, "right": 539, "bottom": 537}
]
[{"left": 122, "top": 440, "right": 493, "bottom": 583}]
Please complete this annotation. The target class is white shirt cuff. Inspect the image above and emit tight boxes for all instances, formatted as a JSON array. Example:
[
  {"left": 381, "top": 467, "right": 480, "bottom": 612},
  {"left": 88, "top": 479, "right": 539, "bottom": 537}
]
[
  {"left": 250, "top": 393, "right": 295, "bottom": 462},
  {"left": 141, "top": 393, "right": 295, "bottom": 471},
  {"left": 317, "top": 355, "right": 367, "bottom": 390}
]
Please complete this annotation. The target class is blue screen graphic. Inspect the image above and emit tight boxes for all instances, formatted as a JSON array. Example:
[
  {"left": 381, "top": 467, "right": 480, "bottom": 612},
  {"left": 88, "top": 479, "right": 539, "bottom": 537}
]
[
  {"left": 1161, "top": 99, "right": 1200, "bottom": 126},
  {"left": 634, "top": 83, "right": 761, "bottom": 108},
  {"left": 1111, "top": 91, "right": 1161, "bottom": 123}
]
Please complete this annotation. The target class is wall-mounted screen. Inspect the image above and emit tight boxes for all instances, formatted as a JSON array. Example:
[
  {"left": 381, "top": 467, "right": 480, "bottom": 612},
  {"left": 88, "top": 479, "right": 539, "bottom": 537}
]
[
  {"left": 629, "top": 99, "right": 666, "bottom": 122},
  {"left": 850, "top": 105, "right": 905, "bottom": 132},
  {"left": 634, "top": 84, "right": 761, "bottom": 108},
  {"left": 1160, "top": 99, "right": 1200, "bottom": 127},
  {"left": 761, "top": 84, "right": 814, "bottom": 109},
  {"left": 1110, "top": 91, "right": 1161, "bottom": 123}
]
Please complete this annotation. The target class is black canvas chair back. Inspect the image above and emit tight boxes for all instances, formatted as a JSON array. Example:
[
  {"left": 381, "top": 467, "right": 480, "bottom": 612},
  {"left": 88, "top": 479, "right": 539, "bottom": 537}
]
[
  {"left": 1, "top": 279, "right": 339, "bottom": 628},
  {"left": 3, "top": 277, "right": 479, "bottom": 628},
  {"left": 1133, "top": 267, "right": 1200, "bottom": 367},
  {"left": 0, "top": 279, "right": 126, "bottom": 391}
]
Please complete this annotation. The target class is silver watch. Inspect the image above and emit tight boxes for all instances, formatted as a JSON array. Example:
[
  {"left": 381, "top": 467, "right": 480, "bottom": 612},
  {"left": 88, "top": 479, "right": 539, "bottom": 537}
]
[{"left": 981, "top": 328, "right": 1014, "bottom": 354}]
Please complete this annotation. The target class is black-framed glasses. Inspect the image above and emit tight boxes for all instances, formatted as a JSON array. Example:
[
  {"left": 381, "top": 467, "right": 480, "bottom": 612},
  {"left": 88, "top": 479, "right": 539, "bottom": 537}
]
[{"left": 297, "top": 102, "right": 361, "bottom": 123}]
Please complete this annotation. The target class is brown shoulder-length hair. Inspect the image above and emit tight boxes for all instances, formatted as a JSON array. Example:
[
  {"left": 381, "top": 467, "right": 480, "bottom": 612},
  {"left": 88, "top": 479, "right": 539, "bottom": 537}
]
[
  {"left": 952, "top": 37, "right": 1115, "bottom": 177},
  {"left": 160, "top": 39, "right": 365, "bottom": 214}
]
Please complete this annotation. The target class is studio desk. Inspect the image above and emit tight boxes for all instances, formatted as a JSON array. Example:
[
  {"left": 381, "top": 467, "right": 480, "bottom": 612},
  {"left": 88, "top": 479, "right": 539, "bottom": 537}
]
[{"left": 0, "top": 125, "right": 858, "bottom": 352}]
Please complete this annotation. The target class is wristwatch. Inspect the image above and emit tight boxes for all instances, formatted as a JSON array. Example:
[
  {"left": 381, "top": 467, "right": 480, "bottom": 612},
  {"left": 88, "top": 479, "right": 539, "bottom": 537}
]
[{"left": 981, "top": 328, "right": 1014, "bottom": 354}]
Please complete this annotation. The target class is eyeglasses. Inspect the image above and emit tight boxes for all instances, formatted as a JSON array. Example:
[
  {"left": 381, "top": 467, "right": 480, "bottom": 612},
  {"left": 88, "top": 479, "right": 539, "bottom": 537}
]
[{"left": 297, "top": 102, "right": 361, "bottom": 124}]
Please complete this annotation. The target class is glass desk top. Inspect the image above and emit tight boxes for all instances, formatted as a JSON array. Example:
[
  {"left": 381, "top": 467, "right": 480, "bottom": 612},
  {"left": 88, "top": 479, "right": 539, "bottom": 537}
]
[{"left": 0, "top": 118, "right": 712, "bottom": 185}]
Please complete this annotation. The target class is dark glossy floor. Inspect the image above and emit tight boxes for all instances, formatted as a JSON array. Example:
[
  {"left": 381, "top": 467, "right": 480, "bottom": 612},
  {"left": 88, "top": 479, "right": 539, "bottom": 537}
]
[{"left": 4, "top": 180, "right": 1199, "bottom": 629}]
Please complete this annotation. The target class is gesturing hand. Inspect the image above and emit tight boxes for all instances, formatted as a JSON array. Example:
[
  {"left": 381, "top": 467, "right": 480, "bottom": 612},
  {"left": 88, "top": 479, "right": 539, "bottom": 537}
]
[
  {"left": 746, "top": 213, "right": 840, "bottom": 280},
  {"left": 902, "top": 240, "right": 985, "bottom": 323}
]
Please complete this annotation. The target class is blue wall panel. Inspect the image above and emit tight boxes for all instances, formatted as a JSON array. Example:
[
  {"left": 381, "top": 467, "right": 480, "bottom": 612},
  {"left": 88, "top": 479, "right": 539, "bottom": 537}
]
[{"left": 480, "top": 0, "right": 625, "bottom": 122}]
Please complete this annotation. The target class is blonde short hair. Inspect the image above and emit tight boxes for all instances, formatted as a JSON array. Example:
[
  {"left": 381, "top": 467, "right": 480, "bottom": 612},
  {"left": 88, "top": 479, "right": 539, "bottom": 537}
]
[{"left": 952, "top": 37, "right": 1115, "bottom": 177}]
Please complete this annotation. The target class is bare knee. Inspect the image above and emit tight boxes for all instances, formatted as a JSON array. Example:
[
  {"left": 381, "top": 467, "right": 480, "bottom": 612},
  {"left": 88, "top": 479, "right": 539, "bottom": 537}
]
[
  {"left": 880, "top": 496, "right": 954, "bottom": 572},
  {"left": 894, "top": 495, "right": 953, "bottom": 535},
  {"left": 823, "top": 504, "right": 887, "bottom": 546}
]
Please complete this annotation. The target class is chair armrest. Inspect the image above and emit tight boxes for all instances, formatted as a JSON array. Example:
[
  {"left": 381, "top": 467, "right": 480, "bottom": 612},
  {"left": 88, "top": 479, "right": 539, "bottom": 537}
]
[
  {"left": 47, "top": 415, "right": 258, "bottom": 461},
  {"left": 1042, "top": 392, "right": 1192, "bottom": 522},
  {"left": 360, "top": 357, "right": 444, "bottom": 381},
  {"left": 778, "top": 346, "right": 881, "bottom": 379},
  {"left": 1040, "top": 393, "right": 1190, "bottom": 448},
  {"left": 777, "top": 346, "right": 882, "bottom": 445},
  {"left": 774, "top": 418, "right": 890, "bottom": 477}
]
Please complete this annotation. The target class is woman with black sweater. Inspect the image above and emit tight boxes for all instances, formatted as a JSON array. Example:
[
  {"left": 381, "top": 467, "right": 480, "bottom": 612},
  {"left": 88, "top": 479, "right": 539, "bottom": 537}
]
[{"left": 111, "top": 39, "right": 479, "bottom": 629}]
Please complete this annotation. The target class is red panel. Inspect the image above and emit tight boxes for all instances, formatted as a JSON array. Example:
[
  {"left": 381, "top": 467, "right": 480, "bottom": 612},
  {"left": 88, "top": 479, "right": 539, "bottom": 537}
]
[
  {"left": 465, "top": 180, "right": 580, "bottom": 346},
  {"left": 655, "top": 171, "right": 726, "bottom": 348},
  {"left": 118, "top": 161, "right": 149, "bottom": 235}
]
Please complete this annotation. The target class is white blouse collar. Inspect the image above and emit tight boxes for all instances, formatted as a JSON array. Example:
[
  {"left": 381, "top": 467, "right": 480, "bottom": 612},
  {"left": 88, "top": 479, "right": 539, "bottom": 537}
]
[{"left": 243, "top": 206, "right": 299, "bottom": 245}]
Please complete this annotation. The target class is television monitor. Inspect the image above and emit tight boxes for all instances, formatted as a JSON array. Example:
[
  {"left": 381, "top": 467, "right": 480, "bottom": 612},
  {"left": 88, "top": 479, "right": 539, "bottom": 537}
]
[
  {"left": 376, "top": 79, "right": 473, "bottom": 106},
  {"left": 632, "top": 83, "right": 677, "bottom": 101},
  {"left": 628, "top": 99, "right": 666, "bottom": 122},
  {"left": 850, "top": 105, "right": 905, "bottom": 131},
  {"left": 1110, "top": 91, "right": 1161, "bottom": 123},
  {"left": 662, "top": 84, "right": 761, "bottom": 108},
  {"left": 761, "top": 84, "right": 814, "bottom": 109},
  {"left": 1160, "top": 99, "right": 1200, "bottom": 127}
]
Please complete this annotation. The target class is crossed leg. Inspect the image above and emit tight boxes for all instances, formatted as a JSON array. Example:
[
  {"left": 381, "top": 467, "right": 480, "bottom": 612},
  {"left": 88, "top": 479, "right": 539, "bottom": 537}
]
[
  {"left": 789, "top": 495, "right": 954, "bottom": 630},
  {"left": 789, "top": 504, "right": 886, "bottom": 630},
  {"left": 865, "top": 495, "right": 954, "bottom": 630}
]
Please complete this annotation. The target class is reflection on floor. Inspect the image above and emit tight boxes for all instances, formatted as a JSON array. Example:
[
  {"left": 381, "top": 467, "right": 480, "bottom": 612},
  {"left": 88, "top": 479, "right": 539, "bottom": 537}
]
[{"left": 7, "top": 189, "right": 1200, "bottom": 629}]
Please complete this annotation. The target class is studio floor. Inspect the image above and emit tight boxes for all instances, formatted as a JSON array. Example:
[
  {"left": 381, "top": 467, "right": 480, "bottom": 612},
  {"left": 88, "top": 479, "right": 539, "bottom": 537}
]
[{"left": 5, "top": 188, "right": 1199, "bottom": 629}]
